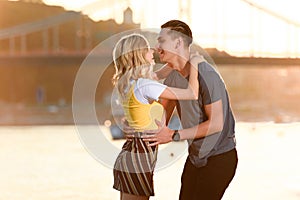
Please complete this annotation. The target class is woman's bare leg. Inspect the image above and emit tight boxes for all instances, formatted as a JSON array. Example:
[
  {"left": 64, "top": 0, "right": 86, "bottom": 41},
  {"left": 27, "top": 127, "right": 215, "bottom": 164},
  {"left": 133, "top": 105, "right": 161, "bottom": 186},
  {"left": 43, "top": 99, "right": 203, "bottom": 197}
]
[{"left": 121, "top": 192, "right": 149, "bottom": 200}]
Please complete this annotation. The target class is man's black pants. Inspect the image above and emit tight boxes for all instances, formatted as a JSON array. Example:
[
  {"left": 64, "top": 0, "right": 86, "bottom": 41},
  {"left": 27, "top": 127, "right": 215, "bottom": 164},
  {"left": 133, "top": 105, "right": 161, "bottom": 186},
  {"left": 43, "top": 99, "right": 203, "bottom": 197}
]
[{"left": 179, "top": 148, "right": 238, "bottom": 200}]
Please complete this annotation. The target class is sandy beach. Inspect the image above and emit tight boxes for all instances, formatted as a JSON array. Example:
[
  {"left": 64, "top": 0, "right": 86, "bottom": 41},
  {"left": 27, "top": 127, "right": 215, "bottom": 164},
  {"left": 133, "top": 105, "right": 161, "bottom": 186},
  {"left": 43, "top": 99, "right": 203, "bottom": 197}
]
[{"left": 0, "top": 123, "right": 300, "bottom": 200}]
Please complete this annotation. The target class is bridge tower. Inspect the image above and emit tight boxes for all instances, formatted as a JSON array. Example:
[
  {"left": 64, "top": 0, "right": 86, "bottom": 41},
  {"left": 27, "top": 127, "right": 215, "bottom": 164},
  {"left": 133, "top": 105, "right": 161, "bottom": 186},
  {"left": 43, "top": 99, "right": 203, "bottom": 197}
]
[{"left": 178, "top": 0, "right": 192, "bottom": 25}]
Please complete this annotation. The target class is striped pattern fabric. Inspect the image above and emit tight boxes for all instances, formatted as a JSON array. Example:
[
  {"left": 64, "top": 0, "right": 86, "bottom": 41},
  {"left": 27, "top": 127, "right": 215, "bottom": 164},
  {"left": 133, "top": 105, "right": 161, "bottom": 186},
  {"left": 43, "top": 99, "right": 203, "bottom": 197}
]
[{"left": 113, "top": 137, "right": 158, "bottom": 196}]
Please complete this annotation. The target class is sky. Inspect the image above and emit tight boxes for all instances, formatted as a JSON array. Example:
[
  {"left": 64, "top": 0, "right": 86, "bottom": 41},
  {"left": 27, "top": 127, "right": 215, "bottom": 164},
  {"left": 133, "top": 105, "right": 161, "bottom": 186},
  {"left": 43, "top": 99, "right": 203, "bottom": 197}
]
[{"left": 41, "top": 0, "right": 300, "bottom": 58}]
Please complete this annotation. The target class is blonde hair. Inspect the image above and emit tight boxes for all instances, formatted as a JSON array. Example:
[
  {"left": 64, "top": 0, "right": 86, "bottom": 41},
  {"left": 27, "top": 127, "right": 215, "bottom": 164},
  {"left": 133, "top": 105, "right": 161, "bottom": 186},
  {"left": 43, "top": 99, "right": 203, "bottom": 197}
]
[{"left": 112, "top": 33, "right": 153, "bottom": 99}]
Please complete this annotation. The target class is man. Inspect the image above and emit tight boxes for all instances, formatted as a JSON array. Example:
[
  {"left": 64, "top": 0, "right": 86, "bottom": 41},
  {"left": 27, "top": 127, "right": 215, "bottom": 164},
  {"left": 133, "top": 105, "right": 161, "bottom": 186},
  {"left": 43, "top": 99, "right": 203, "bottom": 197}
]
[{"left": 143, "top": 20, "right": 238, "bottom": 200}]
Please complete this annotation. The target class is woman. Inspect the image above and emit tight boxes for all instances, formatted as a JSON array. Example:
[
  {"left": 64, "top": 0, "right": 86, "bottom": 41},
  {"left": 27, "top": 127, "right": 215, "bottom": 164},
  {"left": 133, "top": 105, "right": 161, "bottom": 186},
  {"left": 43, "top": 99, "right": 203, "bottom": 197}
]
[{"left": 112, "top": 33, "right": 201, "bottom": 200}]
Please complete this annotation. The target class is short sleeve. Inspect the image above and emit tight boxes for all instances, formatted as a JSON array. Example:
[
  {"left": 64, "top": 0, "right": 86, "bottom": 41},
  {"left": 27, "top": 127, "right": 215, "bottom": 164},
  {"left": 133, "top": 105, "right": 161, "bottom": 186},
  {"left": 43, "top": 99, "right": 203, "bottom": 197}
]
[
  {"left": 198, "top": 63, "right": 225, "bottom": 105},
  {"left": 135, "top": 78, "right": 167, "bottom": 103}
]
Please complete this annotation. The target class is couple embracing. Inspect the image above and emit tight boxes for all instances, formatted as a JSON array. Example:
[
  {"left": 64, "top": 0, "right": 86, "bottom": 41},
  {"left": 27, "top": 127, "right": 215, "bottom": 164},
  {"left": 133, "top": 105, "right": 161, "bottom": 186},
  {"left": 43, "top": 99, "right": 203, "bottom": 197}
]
[{"left": 111, "top": 20, "right": 238, "bottom": 200}]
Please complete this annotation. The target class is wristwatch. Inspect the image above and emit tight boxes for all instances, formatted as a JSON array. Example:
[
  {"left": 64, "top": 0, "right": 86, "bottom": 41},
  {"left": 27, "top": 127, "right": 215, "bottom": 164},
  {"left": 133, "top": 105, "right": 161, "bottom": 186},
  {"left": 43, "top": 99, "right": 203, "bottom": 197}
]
[{"left": 172, "top": 130, "right": 180, "bottom": 141}]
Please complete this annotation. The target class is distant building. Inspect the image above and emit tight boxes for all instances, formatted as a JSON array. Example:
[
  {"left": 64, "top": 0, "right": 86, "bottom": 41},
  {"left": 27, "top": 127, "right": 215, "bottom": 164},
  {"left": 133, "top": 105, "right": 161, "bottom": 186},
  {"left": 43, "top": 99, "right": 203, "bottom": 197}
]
[
  {"left": 0, "top": 1, "right": 140, "bottom": 54},
  {"left": 124, "top": 7, "right": 134, "bottom": 24},
  {"left": 92, "top": 7, "right": 140, "bottom": 49}
]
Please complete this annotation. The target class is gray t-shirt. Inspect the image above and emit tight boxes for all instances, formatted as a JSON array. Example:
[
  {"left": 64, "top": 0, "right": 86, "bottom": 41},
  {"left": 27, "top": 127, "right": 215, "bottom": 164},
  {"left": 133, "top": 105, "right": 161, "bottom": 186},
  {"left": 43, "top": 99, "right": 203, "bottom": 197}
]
[{"left": 164, "top": 61, "right": 236, "bottom": 167}]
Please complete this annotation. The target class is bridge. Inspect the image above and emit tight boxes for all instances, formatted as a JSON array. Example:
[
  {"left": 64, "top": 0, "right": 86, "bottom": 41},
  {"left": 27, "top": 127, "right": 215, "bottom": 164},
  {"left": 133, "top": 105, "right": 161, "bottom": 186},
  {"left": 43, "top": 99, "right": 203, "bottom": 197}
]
[
  {"left": 0, "top": 0, "right": 299, "bottom": 58},
  {"left": 0, "top": 11, "right": 86, "bottom": 56},
  {"left": 1, "top": 0, "right": 300, "bottom": 125}
]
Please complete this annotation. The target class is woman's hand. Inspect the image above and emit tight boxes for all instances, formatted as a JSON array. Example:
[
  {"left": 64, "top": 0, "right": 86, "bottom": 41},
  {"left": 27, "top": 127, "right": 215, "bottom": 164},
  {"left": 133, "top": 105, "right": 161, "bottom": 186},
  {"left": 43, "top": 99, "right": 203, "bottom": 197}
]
[{"left": 190, "top": 51, "right": 205, "bottom": 64}]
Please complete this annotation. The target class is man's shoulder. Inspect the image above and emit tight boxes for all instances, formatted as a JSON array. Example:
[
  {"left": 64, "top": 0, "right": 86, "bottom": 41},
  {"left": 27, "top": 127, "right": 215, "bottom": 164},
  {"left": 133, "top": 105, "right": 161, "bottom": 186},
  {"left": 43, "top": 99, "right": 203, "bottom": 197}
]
[
  {"left": 198, "top": 62, "right": 223, "bottom": 80},
  {"left": 198, "top": 61, "right": 217, "bottom": 73}
]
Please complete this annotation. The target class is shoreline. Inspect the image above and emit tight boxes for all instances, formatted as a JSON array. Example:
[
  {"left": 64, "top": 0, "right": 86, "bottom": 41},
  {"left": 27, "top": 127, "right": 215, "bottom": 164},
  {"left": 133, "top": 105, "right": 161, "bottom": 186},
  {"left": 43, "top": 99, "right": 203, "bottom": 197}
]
[{"left": 0, "top": 104, "right": 299, "bottom": 126}]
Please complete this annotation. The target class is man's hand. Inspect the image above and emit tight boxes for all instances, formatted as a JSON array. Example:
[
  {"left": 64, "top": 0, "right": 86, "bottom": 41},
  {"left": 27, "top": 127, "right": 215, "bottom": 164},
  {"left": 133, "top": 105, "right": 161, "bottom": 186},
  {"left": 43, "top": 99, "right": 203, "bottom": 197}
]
[{"left": 142, "top": 119, "right": 174, "bottom": 146}]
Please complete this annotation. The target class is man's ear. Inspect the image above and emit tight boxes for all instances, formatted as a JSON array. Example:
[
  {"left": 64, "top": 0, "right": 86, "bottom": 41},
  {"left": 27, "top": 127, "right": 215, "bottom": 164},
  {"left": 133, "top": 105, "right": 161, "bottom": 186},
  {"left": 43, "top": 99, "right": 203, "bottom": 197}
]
[{"left": 175, "top": 38, "right": 181, "bottom": 49}]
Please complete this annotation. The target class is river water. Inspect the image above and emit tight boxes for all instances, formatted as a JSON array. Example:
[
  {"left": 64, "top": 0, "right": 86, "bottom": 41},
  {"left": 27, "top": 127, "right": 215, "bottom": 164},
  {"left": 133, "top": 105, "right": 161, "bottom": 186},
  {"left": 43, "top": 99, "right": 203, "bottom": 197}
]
[{"left": 217, "top": 64, "right": 300, "bottom": 122}]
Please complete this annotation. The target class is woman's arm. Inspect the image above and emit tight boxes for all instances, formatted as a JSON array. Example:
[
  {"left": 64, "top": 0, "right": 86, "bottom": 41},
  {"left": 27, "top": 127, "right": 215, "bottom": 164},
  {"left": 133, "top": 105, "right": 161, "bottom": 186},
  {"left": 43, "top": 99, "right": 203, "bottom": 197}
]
[
  {"left": 153, "top": 64, "right": 173, "bottom": 80},
  {"left": 159, "top": 55, "right": 204, "bottom": 100}
]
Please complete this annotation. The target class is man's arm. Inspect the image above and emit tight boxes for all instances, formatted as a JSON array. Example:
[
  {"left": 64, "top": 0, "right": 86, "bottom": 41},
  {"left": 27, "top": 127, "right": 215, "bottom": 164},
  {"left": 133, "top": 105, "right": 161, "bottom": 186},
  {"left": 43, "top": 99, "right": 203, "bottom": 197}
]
[{"left": 143, "top": 99, "right": 224, "bottom": 146}]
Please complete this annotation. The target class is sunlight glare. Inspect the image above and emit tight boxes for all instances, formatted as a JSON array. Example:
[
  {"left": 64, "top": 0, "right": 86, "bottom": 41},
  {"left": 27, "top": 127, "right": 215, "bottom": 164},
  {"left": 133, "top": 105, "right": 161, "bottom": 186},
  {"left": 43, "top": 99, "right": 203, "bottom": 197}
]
[{"left": 41, "top": 0, "right": 300, "bottom": 57}]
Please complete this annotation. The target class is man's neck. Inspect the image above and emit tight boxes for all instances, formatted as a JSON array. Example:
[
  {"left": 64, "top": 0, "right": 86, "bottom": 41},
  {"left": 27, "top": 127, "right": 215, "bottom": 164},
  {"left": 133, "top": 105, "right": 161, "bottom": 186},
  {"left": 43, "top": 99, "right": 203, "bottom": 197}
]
[{"left": 174, "top": 50, "right": 190, "bottom": 77}]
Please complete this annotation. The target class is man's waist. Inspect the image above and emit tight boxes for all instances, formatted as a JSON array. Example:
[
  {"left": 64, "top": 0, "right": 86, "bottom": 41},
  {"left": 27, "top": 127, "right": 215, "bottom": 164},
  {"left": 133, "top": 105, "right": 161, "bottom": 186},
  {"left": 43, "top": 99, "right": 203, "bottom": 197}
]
[{"left": 188, "top": 135, "right": 236, "bottom": 160}]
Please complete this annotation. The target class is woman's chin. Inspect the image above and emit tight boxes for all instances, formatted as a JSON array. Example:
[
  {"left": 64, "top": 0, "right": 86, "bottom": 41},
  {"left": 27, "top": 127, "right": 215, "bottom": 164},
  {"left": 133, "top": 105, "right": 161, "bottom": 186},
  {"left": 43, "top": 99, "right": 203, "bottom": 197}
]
[{"left": 159, "top": 56, "right": 166, "bottom": 63}]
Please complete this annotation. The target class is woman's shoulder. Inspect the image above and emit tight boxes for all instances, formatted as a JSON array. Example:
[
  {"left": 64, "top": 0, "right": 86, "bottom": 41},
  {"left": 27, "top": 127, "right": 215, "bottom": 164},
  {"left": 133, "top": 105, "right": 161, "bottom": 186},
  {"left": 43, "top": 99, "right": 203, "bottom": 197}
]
[
  {"left": 136, "top": 78, "right": 166, "bottom": 91},
  {"left": 136, "top": 78, "right": 157, "bottom": 86}
]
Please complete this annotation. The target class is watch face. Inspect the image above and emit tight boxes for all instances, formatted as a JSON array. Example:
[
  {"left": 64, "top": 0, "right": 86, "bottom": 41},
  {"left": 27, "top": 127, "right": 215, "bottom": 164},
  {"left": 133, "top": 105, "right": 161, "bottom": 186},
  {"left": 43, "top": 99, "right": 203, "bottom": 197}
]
[{"left": 173, "top": 131, "right": 180, "bottom": 141}]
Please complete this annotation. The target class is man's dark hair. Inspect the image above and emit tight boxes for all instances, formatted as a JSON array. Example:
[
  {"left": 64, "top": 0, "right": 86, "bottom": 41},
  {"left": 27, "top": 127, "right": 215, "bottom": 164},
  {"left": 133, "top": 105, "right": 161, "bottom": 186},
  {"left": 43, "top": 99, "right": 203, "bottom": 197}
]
[{"left": 161, "top": 20, "right": 193, "bottom": 47}]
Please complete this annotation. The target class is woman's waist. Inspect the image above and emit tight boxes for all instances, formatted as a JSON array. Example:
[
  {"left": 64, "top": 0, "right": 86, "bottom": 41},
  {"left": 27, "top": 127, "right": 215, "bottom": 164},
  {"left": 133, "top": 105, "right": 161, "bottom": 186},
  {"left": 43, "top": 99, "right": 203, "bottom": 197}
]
[{"left": 131, "top": 131, "right": 154, "bottom": 138}]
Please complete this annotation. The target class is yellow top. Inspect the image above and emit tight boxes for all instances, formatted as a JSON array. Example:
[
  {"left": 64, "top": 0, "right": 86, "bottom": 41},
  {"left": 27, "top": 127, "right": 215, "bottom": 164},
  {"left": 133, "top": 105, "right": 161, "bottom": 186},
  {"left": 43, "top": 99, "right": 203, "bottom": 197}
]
[{"left": 122, "top": 83, "right": 164, "bottom": 131}]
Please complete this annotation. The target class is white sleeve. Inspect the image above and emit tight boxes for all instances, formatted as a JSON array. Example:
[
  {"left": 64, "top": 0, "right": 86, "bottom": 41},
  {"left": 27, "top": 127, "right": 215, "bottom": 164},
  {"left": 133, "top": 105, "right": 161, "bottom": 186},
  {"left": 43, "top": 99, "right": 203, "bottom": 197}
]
[{"left": 134, "top": 78, "right": 167, "bottom": 103}]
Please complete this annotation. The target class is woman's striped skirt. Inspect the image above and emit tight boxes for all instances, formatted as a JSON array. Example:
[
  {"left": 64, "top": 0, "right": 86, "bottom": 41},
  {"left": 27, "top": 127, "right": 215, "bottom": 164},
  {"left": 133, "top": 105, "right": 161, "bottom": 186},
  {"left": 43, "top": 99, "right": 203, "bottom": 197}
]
[{"left": 113, "top": 137, "right": 158, "bottom": 196}]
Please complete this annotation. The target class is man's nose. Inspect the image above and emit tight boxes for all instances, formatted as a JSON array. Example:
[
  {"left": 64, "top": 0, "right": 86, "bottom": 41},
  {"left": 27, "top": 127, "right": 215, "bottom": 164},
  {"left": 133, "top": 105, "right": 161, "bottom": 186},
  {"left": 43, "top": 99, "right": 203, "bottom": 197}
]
[{"left": 155, "top": 43, "right": 160, "bottom": 50}]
